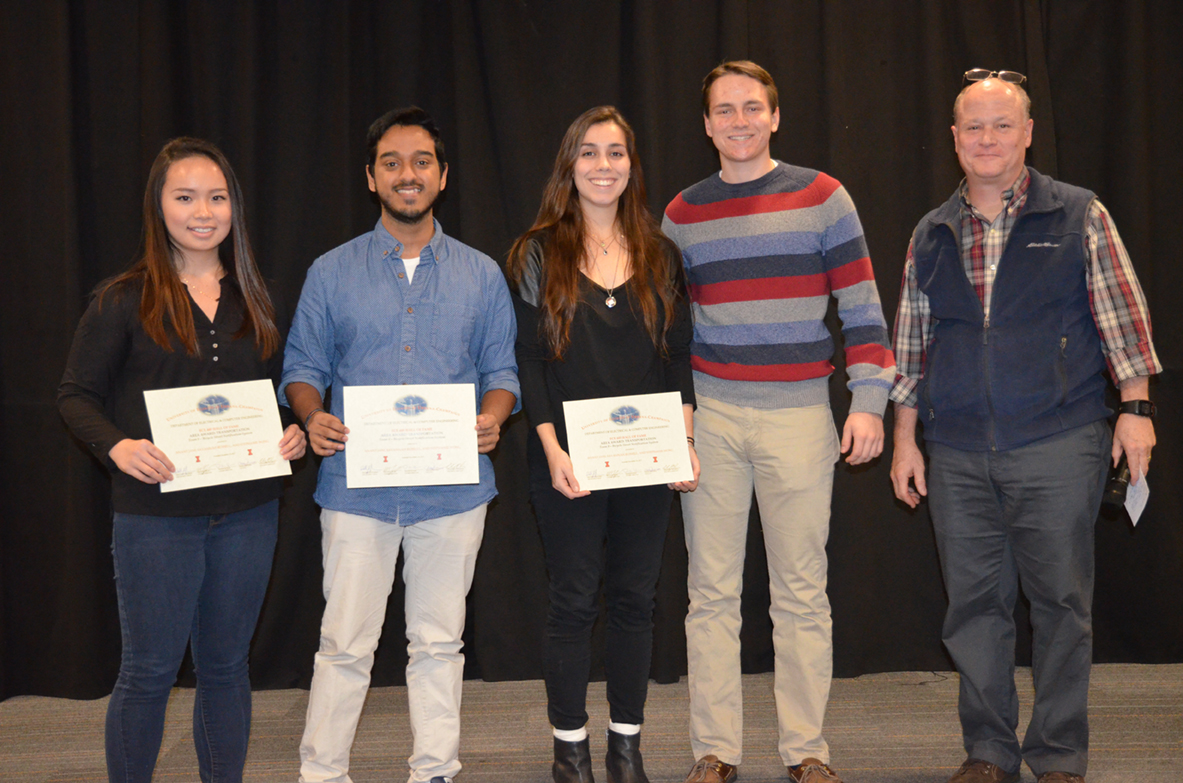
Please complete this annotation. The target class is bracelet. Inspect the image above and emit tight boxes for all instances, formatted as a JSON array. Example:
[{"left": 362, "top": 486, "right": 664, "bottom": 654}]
[
  {"left": 687, "top": 436, "right": 695, "bottom": 445},
  {"left": 304, "top": 407, "right": 326, "bottom": 428}
]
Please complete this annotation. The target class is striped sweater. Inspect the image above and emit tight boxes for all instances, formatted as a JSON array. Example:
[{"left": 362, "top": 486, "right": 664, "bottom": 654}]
[{"left": 662, "top": 162, "right": 895, "bottom": 413}]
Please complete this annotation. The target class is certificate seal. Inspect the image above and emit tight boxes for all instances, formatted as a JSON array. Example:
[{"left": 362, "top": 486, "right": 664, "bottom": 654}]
[
  {"left": 610, "top": 405, "right": 640, "bottom": 426},
  {"left": 197, "top": 394, "right": 231, "bottom": 415},
  {"left": 395, "top": 395, "right": 428, "bottom": 416}
]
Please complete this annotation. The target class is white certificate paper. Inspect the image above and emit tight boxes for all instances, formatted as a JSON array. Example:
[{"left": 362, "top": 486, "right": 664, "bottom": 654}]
[
  {"left": 563, "top": 391, "right": 692, "bottom": 492},
  {"left": 343, "top": 384, "right": 479, "bottom": 488},
  {"left": 143, "top": 379, "right": 290, "bottom": 493}
]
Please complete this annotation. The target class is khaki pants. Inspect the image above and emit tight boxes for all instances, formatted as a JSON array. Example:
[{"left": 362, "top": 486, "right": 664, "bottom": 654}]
[{"left": 682, "top": 396, "right": 838, "bottom": 767}]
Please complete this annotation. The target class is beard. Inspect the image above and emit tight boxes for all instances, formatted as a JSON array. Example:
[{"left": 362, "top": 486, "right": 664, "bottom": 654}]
[{"left": 378, "top": 185, "right": 444, "bottom": 226}]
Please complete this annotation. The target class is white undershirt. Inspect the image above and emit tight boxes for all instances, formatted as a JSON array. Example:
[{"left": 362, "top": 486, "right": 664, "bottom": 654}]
[{"left": 402, "top": 255, "right": 420, "bottom": 284}]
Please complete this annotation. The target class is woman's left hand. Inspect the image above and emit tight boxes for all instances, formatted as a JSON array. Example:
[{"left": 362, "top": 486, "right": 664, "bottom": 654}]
[
  {"left": 279, "top": 423, "right": 307, "bottom": 461},
  {"left": 670, "top": 443, "right": 700, "bottom": 492}
]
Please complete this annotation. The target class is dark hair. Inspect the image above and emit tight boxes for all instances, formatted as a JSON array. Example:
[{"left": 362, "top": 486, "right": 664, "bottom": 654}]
[
  {"left": 702, "top": 60, "right": 779, "bottom": 115},
  {"left": 507, "top": 106, "right": 682, "bottom": 359},
  {"left": 366, "top": 106, "right": 447, "bottom": 174},
  {"left": 98, "top": 137, "right": 279, "bottom": 358}
]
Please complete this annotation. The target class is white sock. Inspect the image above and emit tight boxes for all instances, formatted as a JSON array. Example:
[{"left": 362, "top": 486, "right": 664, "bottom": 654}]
[
  {"left": 607, "top": 721, "right": 640, "bottom": 736},
  {"left": 554, "top": 726, "right": 588, "bottom": 742}
]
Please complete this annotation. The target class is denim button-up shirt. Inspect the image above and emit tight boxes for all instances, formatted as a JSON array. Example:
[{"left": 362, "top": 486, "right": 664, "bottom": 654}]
[{"left": 281, "top": 219, "right": 520, "bottom": 524}]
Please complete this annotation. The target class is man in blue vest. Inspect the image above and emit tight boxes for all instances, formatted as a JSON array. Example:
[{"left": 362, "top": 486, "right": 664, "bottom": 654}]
[{"left": 889, "top": 71, "right": 1160, "bottom": 783}]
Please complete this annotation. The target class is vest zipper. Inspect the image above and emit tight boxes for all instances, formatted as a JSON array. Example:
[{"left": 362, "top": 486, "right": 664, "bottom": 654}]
[{"left": 983, "top": 316, "right": 997, "bottom": 450}]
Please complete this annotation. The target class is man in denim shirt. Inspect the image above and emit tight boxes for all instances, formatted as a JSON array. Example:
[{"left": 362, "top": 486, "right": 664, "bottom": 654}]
[{"left": 281, "top": 107, "right": 519, "bottom": 783}]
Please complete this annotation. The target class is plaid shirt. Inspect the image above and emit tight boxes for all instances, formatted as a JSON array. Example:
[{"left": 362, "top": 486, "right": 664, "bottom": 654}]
[{"left": 891, "top": 168, "right": 1161, "bottom": 408}]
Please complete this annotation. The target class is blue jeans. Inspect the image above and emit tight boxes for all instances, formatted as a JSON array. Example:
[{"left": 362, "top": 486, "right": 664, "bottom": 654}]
[
  {"left": 107, "top": 499, "right": 279, "bottom": 783},
  {"left": 928, "top": 420, "right": 1110, "bottom": 778}
]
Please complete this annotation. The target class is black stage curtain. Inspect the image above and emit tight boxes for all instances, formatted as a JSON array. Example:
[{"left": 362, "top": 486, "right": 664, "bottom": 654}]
[{"left": 2, "top": 1, "right": 1181, "bottom": 700}]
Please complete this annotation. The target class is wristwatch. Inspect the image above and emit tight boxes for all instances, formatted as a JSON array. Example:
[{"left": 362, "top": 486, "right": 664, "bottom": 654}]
[{"left": 1118, "top": 400, "right": 1156, "bottom": 418}]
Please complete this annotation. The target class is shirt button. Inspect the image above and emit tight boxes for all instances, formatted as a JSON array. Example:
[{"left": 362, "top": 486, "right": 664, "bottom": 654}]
[
  {"left": 989, "top": 265, "right": 996, "bottom": 272},
  {"left": 383, "top": 250, "right": 389, "bottom": 256},
  {"left": 212, "top": 356, "right": 219, "bottom": 362},
  {"left": 407, "top": 307, "right": 413, "bottom": 313},
  {"left": 209, "top": 329, "right": 216, "bottom": 335},
  {"left": 404, "top": 346, "right": 411, "bottom": 352},
  {"left": 212, "top": 343, "right": 218, "bottom": 348},
  {"left": 398, "top": 272, "right": 405, "bottom": 279}
]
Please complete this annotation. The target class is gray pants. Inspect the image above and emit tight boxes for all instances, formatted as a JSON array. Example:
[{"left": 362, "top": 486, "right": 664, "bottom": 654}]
[{"left": 928, "top": 419, "right": 1111, "bottom": 778}]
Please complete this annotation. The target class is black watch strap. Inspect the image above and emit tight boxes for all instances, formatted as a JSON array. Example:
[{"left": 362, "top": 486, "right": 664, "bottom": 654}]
[{"left": 1118, "top": 399, "right": 1156, "bottom": 418}]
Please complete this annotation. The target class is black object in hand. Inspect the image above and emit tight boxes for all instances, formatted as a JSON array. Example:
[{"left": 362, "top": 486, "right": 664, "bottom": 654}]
[{"left": 1102, "top": 454, "right": 1130, "bottom": 511}]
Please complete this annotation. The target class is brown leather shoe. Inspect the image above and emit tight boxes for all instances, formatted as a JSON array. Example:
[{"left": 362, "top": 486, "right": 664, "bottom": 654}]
[
  {"left": 947, "top": 759, "right": 1020, "bottom": 783},
  {"left": 788, "top": 758, "right": 842, "bottom": 783},
  {"left": 683, "top": 755, "right": 737, "bottom": 783},
  {"left": 1036, "top": 773, "right": 1085, "bottom": 783}
]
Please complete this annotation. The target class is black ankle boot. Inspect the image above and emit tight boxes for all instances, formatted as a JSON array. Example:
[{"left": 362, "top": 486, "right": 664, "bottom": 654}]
[
  {"left": 605, "top": 730, "right": 649, "bottom": 783},
  {"left": 553, "top": 736, "right": 594, "bottom": 783}
]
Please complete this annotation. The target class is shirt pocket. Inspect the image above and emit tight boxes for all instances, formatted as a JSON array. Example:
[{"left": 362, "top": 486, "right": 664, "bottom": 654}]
[{"left": 431, "top": 303, "right": 479, "bottom": 358}]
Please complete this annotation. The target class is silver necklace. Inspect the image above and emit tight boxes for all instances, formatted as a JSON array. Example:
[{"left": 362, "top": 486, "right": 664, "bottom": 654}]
[
  {"left": 181, "top": 275, "right": 221, "bottom": 301},
  {"left": 601, "top": 255, "right": 622, "bottom": 308},
  {"left": 590, "top": 232, "right": 620, "bottom": 256}
]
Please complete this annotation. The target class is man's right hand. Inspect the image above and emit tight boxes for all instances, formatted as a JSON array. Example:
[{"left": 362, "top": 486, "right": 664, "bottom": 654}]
[
  {"left": 306, "top": 410, "right": 349, "bottom": 456},
  {"left": 890, "top": 438, "right": 927, "bottom": 508},
  {"left": 889, "top": 403, "right": 927, "bottom": 508}
]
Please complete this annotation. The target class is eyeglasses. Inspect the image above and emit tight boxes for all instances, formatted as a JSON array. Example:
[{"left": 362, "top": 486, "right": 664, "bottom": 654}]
[{"left": 964, "top": 68, "right": 1027, "bottom": 85}]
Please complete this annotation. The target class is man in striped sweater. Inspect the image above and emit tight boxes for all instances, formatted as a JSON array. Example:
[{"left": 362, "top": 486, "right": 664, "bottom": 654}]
[{"left": 663, "top": 61, "right": 896, "bottom": 783}]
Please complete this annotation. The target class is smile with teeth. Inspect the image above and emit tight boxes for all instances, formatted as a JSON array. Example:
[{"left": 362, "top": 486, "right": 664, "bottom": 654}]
[
  {"left": 190, "top": 226, "right": 216, "bottom": 235},
  {"left": 589, "top": 178, "right": 617, "bottom": 187}
]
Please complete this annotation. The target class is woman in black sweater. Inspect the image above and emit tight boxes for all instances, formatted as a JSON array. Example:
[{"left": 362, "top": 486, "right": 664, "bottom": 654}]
[
  {"left": 58, "top": 137, "right": 304, "bottom": 783},
  {"left": 507, "top": 106, "right": 699, "bottom": 783}
]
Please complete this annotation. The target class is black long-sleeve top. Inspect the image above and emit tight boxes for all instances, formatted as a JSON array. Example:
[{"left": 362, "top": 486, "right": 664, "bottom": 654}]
[
  {"left": 57, "top": 278, "right": 294, "bottom": 516},
  {"left": 512, "top": 237, "right": 695, "bottom": 453}
]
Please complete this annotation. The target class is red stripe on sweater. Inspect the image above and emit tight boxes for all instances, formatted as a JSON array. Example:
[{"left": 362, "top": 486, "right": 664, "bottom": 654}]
[
  {"left": 846, "top": 343, "right": 895, "bottom": 369},
  {"left": 829, "top": 256, "right": 875, "bottom": 290},
  {"left": 692, "top": 356, "right": 835, "bottom": 382},
  {"left": 666, "top": 174, "right": 840, "bottom": 224},
  {"left": 690, "top": 274, "right": 829, "bottom": 305}
]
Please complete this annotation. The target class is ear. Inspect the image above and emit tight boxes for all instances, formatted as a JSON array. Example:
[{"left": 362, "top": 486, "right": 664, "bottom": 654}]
[
  {"left": 366, "top": 163, "right": 377, "bottom": 193},
  {"left": 439, "top": 162, "right": 448, "bottom": 191},
  {"left": 703, "top": 112, "right": 713, "bottom": 139},
  {"left": 770, "top": 106, "right": 780, "bottom": 134},
  {"left": 1023, "top": 118, "right": 1034, "bottom": 149}
]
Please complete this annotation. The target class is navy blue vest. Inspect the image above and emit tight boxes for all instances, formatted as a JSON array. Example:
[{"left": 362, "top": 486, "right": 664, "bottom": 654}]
[{"left": 912, "top": 169, "right": 1110, "bottom": 451}]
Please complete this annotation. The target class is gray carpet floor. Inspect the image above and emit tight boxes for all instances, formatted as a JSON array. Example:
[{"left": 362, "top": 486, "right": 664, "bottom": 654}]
[{"left": 2, "top": 665, "right": 1179, "bottom": 782}]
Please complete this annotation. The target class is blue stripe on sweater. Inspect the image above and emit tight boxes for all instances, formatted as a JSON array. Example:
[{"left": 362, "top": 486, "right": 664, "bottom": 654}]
[
  {"left": 693, "top": 338, "right": 835, "bottom": 365},
  {"left": 685, "top": 232, "right": 822, "bottom": 266},
  {"left": 694, "top": 320, "right": 831, "bottom": 346},
  {"left": 688, "top": 253, "right": 825, "bottom": 285}
]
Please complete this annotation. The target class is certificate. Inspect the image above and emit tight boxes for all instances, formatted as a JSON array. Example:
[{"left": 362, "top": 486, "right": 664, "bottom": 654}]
[
  {"left": 563, "top": 391, "right": 693, "bottom": 492},
  {"left": 343, "top": 384, "right": 479, "bottom": 488},
  {"left": 143, "top": 379, "right": 290, "bottom": 493}
]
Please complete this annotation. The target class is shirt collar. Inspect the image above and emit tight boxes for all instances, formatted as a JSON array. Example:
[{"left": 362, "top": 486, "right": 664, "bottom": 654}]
[
  {"left": 373, "top": 217, "right": 447, "bottom": 263},
  {"left": 958, "top": 167, "right": 1031, "bottom": 219}
]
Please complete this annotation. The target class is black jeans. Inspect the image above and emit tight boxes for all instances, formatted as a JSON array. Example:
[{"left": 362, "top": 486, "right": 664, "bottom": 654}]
[{"left": 530, "top": 462, "right": 674, "bottom": 730}]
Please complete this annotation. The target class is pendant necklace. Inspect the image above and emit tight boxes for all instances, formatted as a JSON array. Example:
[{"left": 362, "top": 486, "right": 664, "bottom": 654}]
[
  {"left": 591, "top": 232, "right": 619, "bottom": 256},
  {"left": 602, "top": 254, "right": 620, "bottom": 309}
]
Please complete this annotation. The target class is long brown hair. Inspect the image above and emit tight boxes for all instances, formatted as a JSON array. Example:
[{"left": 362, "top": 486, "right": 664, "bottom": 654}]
[
  {"left": 98, "top": 137, "right": 279, "bottom": 358},
  {"left": 507, "top": 106, "right": 680, "bottom": 359}
]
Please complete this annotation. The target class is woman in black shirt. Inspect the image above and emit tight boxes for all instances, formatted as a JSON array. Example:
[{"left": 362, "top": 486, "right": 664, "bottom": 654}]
[
  {"left": 507, "top": 106, "right": 698, "bottom": 783},
  {"left": 58, "top": 137, "right": 304, "bottom": 783}
]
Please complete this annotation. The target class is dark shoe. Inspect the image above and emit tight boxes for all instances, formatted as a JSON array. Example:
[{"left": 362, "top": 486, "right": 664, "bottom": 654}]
[
  {"left": 428, "top": 778, "right": 454, "bottom": 783},
  {"left": 947, "top": 759, "right": 1020, "bottom": 783},
  {"left": 1037, "top": 774, "right": 1085, "bottom": 783},
  {"left": 554, "top": 737, "right": 595, "bottom": 783},
  {"left": 683, "top": 755, "right": 737, "bottom": 783},
  {"left": 788, "top": 758, "right": 842, "bottom": 783},
  {"left": 605, "top": 730, "right": 649, "bottom": 783}
]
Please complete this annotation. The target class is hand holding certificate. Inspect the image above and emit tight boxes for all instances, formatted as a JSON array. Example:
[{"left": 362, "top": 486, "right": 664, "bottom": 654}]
[
  {"left": 344, "top": 384, "right": 479, "bottom": 488},
  {"left": 143, "top": 379, "right": 291, "bottom": 493},
  {"left": 563, "top": 391, "right": 694, "bottom": 492}
]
